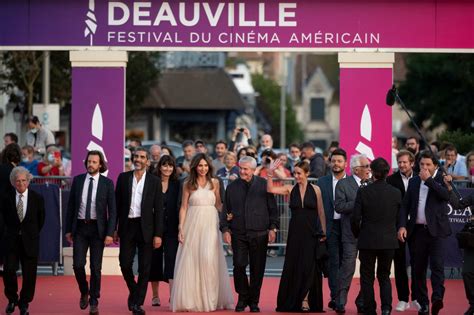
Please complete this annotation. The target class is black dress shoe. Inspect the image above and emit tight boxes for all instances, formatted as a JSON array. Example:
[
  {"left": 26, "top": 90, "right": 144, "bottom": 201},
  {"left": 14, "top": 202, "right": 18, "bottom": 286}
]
[
  {"left": 5, "top": 301, "right": 16, "bottom": 314},
  {"left": 418, "top": 304, "right": 429, "bottom": 315},
  {"left": 249, "top": 303, "right": 260, "bottom": 313},
  {"left": 357, "top": 305, "right": 364, "bottom": 313},
  {"left": 80, "top": 293, "right": 89, "bottom": 310},
  {"left": 132, "top": 304, "right": 146, "bottom": 315},
  {"left": 90, "top": 304, "right": 99, "bottom": 315},
  {"left": 328, "top": 300, "right": 337, "bottom": 310},
  {"left": 335, "top": 305, "right": 346, "bottom": 314},
  {"left": 235, "top": 300, "right": 247, "bottom": 312},
  {"left": 381, "top": 309, "right": 391, "bottom": 315},
  {"left": 20, "top": 306, "right": 29, "bottom": 315},
  {"left": 432, "top": 300, "right": 443, "bottom": 315}
]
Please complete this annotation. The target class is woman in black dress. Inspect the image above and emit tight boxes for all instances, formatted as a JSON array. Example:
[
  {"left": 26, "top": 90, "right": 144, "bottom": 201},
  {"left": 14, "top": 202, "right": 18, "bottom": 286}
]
[
  {"left": 149, "top": 155, "right": 181, "bottom": 306},
  {"left": 268, "top": 160, "right": 327, "bottom": 312}
]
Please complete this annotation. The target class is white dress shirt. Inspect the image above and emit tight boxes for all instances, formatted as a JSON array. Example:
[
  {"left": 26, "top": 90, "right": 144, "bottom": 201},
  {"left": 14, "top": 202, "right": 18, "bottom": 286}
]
[
  {"left": 353, "top": 174, "right": 362, "bottom": 187},
  {"left": 78, "top": 173, "right": 100, "bottom": 219},
  {"left": 416, "top": 169, "right": 438, "bottom": 225},
  {"left": 401, "top": 171, "right": 413, "bottom": 192},
  {"left": 332, "top": 174, "right": 346, "bottom": 219},
  {"left": 129, "top": 172, "right": 146, "bottom": 218},
  {"left": 16, "top": 189, "right": 29, "bottom": 218}
]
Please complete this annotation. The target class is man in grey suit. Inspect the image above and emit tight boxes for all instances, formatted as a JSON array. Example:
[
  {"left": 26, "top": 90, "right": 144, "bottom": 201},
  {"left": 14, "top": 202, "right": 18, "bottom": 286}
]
[
  {"left": 317, "top": 148, "right": 348, "bottom": 310},
  {"left": 65, "top": 151, "right": 117, "bottom": 315},
  {"left": 334, "top": 154, "right": 371, "bottom": 313}
]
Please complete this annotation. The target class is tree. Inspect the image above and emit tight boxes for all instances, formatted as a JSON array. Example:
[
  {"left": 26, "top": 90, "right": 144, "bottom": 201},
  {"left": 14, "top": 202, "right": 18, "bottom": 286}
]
[
  {"left": 252, "top": 73, "right": 303, "bottom": 146},
  {"left": 398, "top": 53, "right": 474, "bottom": 132}
]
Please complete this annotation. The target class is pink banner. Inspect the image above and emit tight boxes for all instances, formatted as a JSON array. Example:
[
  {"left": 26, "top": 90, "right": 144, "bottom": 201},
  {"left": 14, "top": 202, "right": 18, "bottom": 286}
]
[{"left": 339, "top": 68, "right": 392, "bottom": 170}]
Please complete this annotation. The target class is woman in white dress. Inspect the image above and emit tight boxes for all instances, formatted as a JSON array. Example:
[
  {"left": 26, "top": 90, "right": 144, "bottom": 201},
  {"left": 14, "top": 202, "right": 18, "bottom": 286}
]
[{"left": 171, "top": 153, "right": 234, "bottom": 312}]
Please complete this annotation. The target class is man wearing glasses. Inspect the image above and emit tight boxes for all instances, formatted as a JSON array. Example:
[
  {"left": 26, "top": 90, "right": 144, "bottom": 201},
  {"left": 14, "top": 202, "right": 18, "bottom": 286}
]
[{"left": 333, "top": 154, "right": 371, "bottom": 313}]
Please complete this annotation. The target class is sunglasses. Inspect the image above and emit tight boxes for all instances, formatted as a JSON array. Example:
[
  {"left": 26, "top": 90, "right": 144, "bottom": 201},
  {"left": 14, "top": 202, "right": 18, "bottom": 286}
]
[{"left": 357, "top": 164, "right": 370, "bottom": 169}]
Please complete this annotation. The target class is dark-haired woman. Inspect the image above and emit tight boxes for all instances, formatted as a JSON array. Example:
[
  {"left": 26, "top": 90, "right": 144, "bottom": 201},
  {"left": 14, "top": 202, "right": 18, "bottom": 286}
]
[
  {"left": 170, "top": 153, "right": 233, "bottom": 312},
  {"left": 149, "top": 155, "right": 181, "bottom": 306},
  {"left": 268, "top": 160, "right": 327, "bottom": 312}
]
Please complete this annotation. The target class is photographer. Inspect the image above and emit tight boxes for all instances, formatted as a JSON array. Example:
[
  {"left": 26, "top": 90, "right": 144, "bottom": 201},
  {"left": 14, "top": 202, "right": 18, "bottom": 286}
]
[
  {"left": 229, "top": 127, "right": 253, "bottom": 153},
  {"left": 445, "top": 174, "right": 474, "bottom": 315},
  {"left": 254, "top": 149, "right": 290, "bottom": 179}
]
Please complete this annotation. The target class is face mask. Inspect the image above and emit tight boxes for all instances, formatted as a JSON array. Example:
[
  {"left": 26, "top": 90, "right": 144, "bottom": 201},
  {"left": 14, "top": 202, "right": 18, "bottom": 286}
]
[
  {"left": 30, "top": 128, "right": 38, "bottom": 134},
  {"left": 47, "top": 154, "right": 55, "bottom": 163},
  {"left": 22, "top": 157, "right": 29, "bottom": 163}
]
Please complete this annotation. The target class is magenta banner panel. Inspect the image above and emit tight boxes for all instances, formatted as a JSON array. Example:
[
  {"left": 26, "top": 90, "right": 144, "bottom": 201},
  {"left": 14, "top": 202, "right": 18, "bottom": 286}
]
[
  {"left": 339, "top": 68, "right": 392, "bottom": 170},
  {"left": 1, "top": 0, "right": 473, "bottom": 49},
  {"left": 71, "top": 67, "right": 125, "bottom": 181}
]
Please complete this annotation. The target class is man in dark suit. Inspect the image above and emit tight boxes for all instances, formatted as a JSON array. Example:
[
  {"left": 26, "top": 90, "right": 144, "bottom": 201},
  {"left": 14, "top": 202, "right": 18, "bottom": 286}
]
[
  {"left": 351, "top": 158, "right": 401, "bottom": 315},
  {"left": 386, "top": 150, "right": 420, "bottom": 312},
  {"left": 334, "top": 154, "right": 371, "bottom": 313},
  {"left": 301, "top": 142, "right": 326, "bottom": 178},
  {"left": 65, "top": 151, "right": 117, "bottom": 315},
  {"left": 398, "top": 150, "right": 451, "bottom": 315},
  {"left": 316, "top": 148, "right": 347, "bottom": 310},
  {"left": 221, "top": 156, "right": 279, "bottom": 313},
  {"left": 2, "top": 166, "right": 45, "bottom": 315},
  {"left": 115, "top": 147, "right": 164, "bottom": 315}
]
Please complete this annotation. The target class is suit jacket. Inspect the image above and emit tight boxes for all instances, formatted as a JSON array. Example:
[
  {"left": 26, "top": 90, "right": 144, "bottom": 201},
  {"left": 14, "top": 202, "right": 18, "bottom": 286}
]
[
  {"left": 351, "top": 180, "right": 401, "bottom": 250},
  {"left": 115, "top": 171, "right": 163, "bottom": 242},
  {"left": 317, "top": 174, "right": 335, "bottom": 238},
  {"left": 65, "top": 173, "right": 117, "bottom": 240},
  {"left": 3, "top": 189, "right": 45, "bottom": 257},
  {"left": 220, "top": 176, "right": 279, "bottom": 234},
  {"left": 386, "top": 170, "right": 417, "bottom": 199},
  {"left": 399, "top": 171, "right": 451, "bottom": 239},
  {"left": 334, "top": 175, "right": 359, "bottom": 243}
]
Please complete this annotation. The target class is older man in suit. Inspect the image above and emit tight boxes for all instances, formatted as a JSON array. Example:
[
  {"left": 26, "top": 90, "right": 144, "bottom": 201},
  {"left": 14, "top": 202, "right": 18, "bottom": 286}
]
[
  {"left": 221, "top": 156, "right": 279, "bottom": 313},
  {"left": 65, "top": 151, "right": 117, "bottom": 315},
  {"left": 398, "top": 150, "right": 451, "bottom": 315},
  {"left": 334, "top": 154, "right": 371, "bottom": 313},
  {"left": 317, "top": 148, "right": 347, "bottom": 310},
  {"left": 387, "top": 150, "right": 420, "bottom": 312},
  {"left": 115, "top": 147, "right": 164, "bottom": 315},
  {"left": 351, "top": 158, "right": 401, "bottom": 315},
  {"left": 3, "top": 167, "right": 45, "bottom": 315}
]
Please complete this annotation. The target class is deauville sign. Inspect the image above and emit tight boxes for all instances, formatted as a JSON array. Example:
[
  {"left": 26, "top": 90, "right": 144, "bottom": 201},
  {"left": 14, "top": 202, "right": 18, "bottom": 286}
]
[{"left": 1, "top": 0, "right": 474, "bottom": 50}]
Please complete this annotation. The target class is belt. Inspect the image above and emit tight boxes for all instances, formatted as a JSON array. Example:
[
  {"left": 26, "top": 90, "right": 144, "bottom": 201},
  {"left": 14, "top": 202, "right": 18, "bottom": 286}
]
[{"left": 78, "top": 219, "right": 97, "bottom": 224}]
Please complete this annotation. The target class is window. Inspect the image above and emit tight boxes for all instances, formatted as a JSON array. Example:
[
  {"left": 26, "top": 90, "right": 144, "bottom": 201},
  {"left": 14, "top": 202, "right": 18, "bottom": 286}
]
[{"left": 310, "top": 97, "right": 325, "bottom": 121}]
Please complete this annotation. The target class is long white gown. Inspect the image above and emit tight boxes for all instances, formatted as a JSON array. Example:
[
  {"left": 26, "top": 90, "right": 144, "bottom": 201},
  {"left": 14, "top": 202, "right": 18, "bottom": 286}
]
[{"left": 171, "top": 183, "right": 234, "bottom": 312}]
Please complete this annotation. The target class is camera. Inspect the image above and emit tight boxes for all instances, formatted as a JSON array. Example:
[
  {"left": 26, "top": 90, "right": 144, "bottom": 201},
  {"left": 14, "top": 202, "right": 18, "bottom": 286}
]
[
  {"left": 265, "top": 157, "right": 271, "bottom": 164},
  {"left": 239, "top": 128, "right": 244, "bottom": 132}
]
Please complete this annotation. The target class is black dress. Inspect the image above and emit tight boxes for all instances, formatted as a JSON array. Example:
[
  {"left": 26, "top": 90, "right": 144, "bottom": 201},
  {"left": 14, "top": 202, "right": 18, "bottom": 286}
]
[
  {"left": 276, "top": 184, "right": 324, "bottom": 312},
  {"left": 149, "top": 179, "right": 181, "bottom": 282}
]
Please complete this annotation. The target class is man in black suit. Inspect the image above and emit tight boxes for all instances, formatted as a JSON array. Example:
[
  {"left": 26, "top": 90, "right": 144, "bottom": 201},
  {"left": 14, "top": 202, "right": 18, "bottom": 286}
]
[
  {"left": 115, "top": 147, "right": 164, "bottom": 315},
  {"left": 316, "top": 148, "right": 348, "bottom": 310},
  {"left": 221, "top": 156, "right": 279, "bottom": 313},
  {"left": 386, "top": 150, "right": 419, "bottom": 312},
  {"left": 65, "top": 151, "right": 117, "bottom": 315},
  {"left": 398, "top": 150, "right": 451, "bottom": 315},
  {"left": 352, "top": 158, "right": 401, "bottom": 315},
  {"left": 3, "top": 166, "right": 45, "bottom": 315}
]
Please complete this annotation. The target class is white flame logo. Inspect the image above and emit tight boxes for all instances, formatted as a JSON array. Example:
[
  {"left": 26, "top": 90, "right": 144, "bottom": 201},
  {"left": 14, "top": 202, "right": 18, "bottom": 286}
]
[
  {"left": 87, "top": 104, "right": 108, "bottom": 176},
  {"left": 84, "top": 0, "right": 97, "bottom": 46},
  {"left": 355, "top": 104, "right": 375, "bottom": 160}
]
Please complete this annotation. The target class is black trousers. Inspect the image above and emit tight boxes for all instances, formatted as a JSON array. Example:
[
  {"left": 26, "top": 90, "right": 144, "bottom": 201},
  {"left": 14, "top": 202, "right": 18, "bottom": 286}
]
[
  {"left": 359, "top": 249, "right": 395, "bottom": 315},
  {"left": 412, "top": 225, "right": 445, "bottom": 307},
  {"left": 3, "top": 235, "right": 38, "bottom": 307},
  {"left": 119, "top": 218, "right": 153, "bottom": 307},
  {"left": 231, "top": 233, "right": 268, "bottom": 305},
  {"left": 72, "top": 220, "right": 105, "bottom": 305},
  {"left": 327, "top": 220, "right": 342, "bottom": 301},
  {"left": 463, "top": 248, "right": 474, "bottom": 308},
  {"left": 393, "top": 239, "right": 417, "bottom": 302}
]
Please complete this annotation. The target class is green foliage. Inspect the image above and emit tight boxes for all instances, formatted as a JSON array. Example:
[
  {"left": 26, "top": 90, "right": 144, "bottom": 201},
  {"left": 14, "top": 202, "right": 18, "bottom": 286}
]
[
  {"left": 437, "top": 130, "right": 474, "bottom": 155},
  {"left": 126, "top": 52, "right": 160, "bottom": 117},
  {"left": 399, "top": 53, "right": 474, "bottom": 132},
  {"left": 252, "top": 73, "right": 303, "bottom": 145}
]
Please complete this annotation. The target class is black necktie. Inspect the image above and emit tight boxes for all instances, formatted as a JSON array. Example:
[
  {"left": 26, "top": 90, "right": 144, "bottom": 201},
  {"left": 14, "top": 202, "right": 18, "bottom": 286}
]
[{"left": 85, "top": 177, "right": 94, "bottom": 220}]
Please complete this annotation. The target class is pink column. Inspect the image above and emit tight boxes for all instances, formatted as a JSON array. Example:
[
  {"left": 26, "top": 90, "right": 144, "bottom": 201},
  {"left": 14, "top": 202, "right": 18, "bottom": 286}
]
[{"left": 338, "top": 52, "right": 394, "bottom": 170}]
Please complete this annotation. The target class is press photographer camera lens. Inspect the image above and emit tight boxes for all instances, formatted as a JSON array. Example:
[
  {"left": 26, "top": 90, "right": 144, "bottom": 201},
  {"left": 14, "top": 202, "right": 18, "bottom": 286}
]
[
  {"left": 265, "top": 157, "right": 271, "bottom": 164},
  {"left": 239, "top": 128, "right": 244, "bottom": 132}
]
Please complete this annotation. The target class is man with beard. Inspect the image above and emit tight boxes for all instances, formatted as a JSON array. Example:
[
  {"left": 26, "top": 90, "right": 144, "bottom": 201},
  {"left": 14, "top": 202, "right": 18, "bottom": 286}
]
[
  {"left": 65, "top": 151, "right": 117, "bottom": 315},
  {"left": 148, "top": 144, "right": 161, "bottom": 174},
  {"left": 316, "top": 148, "right": 348, "bottom": 310},
  {"left": 115, "top": 147, "right": 164, "bottom": 315},
  {"left": 334, "top": 154, "right": 372, "bottom": 313}
]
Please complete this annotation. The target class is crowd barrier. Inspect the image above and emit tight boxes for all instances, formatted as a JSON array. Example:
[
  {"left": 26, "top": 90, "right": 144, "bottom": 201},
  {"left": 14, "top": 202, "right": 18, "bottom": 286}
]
[{"left": 30, "top": 176, "right": 472, "bottom": 274}]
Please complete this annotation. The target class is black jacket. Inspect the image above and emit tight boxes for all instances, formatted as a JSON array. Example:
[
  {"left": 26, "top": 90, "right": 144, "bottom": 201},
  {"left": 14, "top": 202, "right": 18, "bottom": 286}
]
[
  {"left": 115, "top": 171, "right": 164, "bottom": 241},
  {"left": 65, "top": 173, "right": 117, "bottom": 240},
  {"left": 220, "top": 176, "right": 278, "bottom": 234},
  {"left": 351, "top": 180, "right": 401, "bottom": 250}
]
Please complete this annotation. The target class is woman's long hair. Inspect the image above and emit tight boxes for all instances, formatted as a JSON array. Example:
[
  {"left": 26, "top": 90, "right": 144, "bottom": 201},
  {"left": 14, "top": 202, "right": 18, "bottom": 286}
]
[
  {"left": 186, "top": 153, "right": 214, "bottom": 191},
  {"left": 154, "top": 155, "right": 178, "bottom": 181}
]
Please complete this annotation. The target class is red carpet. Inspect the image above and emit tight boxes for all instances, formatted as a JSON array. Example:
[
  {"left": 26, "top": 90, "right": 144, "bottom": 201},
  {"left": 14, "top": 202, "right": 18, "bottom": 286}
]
[{"left": 0, "top": 276, "right": 466, "bottom": 314}]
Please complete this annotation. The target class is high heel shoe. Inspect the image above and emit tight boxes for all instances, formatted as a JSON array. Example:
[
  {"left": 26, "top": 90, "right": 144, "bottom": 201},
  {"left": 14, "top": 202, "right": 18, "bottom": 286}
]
[
  {"left": 301, "top": 299, "right": 310, "bottom": 312},
  {"left": 152, "top": 297, "right": 161, "bottom": 306}
]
